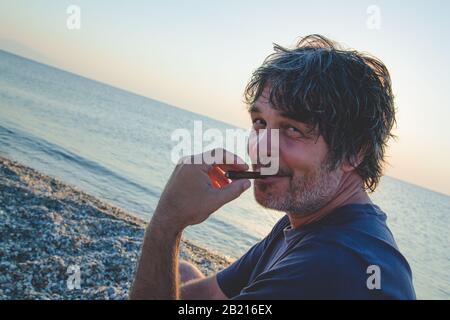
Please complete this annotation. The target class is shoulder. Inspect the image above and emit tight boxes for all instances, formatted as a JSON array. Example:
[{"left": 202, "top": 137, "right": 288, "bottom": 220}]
[
  {"left": 234, "top": 205, "right": 415, "bottom": 299},
  {"left": 304, "top": 204, "right": 400, "bottom": 252},
  {"left": 269, "top": 204, "right": 415, "bottom": 299},
  {"left": 294, "top": 204, "right": 413, "bottom": 286},
  {"left": 235, "top": 240, "right": 371, "bottom": 299},
  {"left": 241, "top": 238, "right": 408, "bottom": 299}
]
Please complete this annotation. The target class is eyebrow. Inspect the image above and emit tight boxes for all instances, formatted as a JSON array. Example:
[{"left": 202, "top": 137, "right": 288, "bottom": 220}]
[
  {"left": 248, "top": 104, "right": 260, "bottom": 113},
  {"left": 278, "top": 109, "right": 309, "bottom": 126},
  {"left": 250, "top": 103, "right": 297, "bottom": 119},
  {"left": 250, "top": 105, "right": 319, "bottom": 135},
  {"left": 249, "top": 104, "right": 299, "bottom": 123}
]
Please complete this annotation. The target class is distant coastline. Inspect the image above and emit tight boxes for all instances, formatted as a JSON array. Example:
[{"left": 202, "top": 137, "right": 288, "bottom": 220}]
[{"left": 0, "top": 156, "right": 230, "bottom": 299}]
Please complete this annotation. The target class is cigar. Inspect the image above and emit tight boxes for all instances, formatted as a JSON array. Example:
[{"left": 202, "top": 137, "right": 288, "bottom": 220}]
[{"left": 224, "top": 171, "right": 275, "bottom": 180}]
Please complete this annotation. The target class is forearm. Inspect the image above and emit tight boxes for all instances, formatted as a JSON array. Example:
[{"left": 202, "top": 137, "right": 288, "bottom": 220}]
[
  {"left": 129, "top": 217, "right": 183, "bottom": 300},
  {"left": 128, "top": 149, "right": 250, "bottom": 299}
]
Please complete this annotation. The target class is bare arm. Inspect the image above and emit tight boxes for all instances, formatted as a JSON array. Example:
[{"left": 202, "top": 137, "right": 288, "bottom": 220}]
[
  {"left": 129, "top": 150, "right": 250, "bottom": 300},
  {"left": 129, "top": 217, "right": 182, "bottom": 299},
  {"left": 181, "top": 275, "right": 228, "bottom": 300}
]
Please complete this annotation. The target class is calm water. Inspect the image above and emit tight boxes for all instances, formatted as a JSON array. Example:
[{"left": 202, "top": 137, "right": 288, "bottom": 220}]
[{"left": 0, "top": 50, "right": 448, "bottom": 299}]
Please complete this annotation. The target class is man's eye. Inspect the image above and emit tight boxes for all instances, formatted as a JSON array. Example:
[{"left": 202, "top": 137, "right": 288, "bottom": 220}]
[
  {"left": 252, "top": 119, "right": 266, "bottom": 129},
  {"left": 285, "top": 126, "right": 305, "bottom": 138}
]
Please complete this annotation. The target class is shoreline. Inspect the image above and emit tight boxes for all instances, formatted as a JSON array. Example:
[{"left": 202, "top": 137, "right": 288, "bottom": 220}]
[{"left": 0, "top": 156, "right": 231, "bottom": 299}]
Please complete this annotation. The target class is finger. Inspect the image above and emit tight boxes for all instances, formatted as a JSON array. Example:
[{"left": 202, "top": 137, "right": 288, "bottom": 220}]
[
  {"left": 213, "top": 179, "right": 251, "bottom": 203},
  {"left": 208, "top": 167, "right": 226, "bottom": 188},
  {"left": 207, "top": 169, "right": 219, "bottom": 188},
  {"left": 182, "top": 154, "right": 213, "bottom": 173},
  {"left": 211, "top": 179, "right": 221, "bottom": 189}
]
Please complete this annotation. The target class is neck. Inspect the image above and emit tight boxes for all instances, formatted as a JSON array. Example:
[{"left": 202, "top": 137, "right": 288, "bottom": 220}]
[{"left": 287, "top": 172, "right": 372, "bottom": 229}]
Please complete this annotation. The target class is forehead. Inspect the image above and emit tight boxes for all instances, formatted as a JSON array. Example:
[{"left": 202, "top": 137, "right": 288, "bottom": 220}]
[
  {"left": 251, "top": 84, "right": 316, "bottom": 122},
  {"left": 258, "top": 85, "right": 272, "bottom": 106},
  {"left": 250, "top": 86, "right": 295, "bottom": 121},
  {"left": 250, "top": 86, "right": 280, "bottom": 114}
]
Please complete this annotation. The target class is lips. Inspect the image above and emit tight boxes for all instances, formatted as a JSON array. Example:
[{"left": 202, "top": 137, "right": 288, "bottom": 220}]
[
  {"left": 252, "top": 165, "right": 292, "bottom": 178},
  {"left": 260, "top": 175, "right": 288, "bottom": 182}
]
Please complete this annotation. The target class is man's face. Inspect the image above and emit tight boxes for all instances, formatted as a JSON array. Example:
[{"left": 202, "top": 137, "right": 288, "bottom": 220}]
[{"left": 249, "top": 87, "right": 344, "bottom": 216}]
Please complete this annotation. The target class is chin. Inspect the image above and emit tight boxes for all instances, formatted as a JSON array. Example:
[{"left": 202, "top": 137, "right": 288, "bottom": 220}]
[{"left": 253, "top": 182, "right": 289, "bottom": 211}]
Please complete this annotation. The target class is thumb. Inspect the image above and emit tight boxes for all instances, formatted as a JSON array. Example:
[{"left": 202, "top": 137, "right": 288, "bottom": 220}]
[{"left": 215, "top": 179, "right": 251, "bottom": 204}]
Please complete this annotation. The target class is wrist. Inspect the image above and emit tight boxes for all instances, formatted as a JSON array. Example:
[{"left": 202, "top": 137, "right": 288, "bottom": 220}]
[
  {"left": 153, "top": 199, "right": 190, "bottom": 230},
  {"left": 142, "top": 217, "right": 183, "bottom": 257},
  {"left": 149, "top": 210, "right": 185, "bottom": 236}
]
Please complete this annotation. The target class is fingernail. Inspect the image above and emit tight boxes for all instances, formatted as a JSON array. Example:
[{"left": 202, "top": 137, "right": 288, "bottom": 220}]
[{"left": 242, "top": 180, "right": 251, "bottom": 190}]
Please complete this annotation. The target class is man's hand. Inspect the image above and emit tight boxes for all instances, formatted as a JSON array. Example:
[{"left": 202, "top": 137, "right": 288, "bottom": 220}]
[
  {"left": 130, "top": 149, "right": 250, "bottom": 299},
  {"left": 153, "top": 148, "right": 251, "bottom": 231}
]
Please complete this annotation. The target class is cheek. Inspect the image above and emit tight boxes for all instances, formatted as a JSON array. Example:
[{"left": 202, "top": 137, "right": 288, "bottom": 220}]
[
  {"left": 247, "top": 133, "right": 258, "bottom": 164},
  {"left": 280, "top": 139, "right": 325, "bottom": 173}
]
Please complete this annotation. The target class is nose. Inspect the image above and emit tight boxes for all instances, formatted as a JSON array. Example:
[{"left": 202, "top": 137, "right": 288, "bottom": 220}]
[
  {"left": 259, "top": 128, "right": 272, "bottom": 157},
  {"left": 247, "top": 128, "right": 273, "bottom": 165}
]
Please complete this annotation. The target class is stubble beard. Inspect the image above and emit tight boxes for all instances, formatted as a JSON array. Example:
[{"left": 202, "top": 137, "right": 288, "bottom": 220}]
[{"left": 254, "top": 161, "right": 342, "bottom": 217}]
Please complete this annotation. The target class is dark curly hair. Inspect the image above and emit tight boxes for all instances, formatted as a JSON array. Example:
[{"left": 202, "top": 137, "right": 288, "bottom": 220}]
[{"left": 244, "top": 34, "right": 396, "bottom": 192}]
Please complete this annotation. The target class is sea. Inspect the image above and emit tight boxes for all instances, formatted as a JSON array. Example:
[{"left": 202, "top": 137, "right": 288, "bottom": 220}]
[{"left": 0, "top": 50, "right": 448, "bottom": 299}]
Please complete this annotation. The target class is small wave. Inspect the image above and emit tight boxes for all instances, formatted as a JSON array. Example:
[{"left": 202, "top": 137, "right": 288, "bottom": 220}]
[{"left": 0, "top": 124, "right": 160, "bottom": 199}]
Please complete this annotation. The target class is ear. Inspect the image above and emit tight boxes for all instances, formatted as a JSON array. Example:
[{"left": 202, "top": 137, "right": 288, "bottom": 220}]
[{"left": 341, "top": 149, "right": 365, "bottom": 173}]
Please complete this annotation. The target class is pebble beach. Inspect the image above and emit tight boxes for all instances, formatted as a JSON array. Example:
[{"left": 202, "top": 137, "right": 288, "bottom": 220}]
[{"left": 0, "top": 156, "right": 231, "bottom": 300}]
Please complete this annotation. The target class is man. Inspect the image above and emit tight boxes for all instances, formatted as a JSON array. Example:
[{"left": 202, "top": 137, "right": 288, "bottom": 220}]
[{"left": 129, "top": 35, "right": 416, "bottom": 300}]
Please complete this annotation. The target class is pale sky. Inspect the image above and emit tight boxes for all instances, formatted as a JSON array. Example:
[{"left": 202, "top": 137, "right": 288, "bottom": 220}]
[{"left": 1, "top": 0, "right": 449, "bottom": 195}]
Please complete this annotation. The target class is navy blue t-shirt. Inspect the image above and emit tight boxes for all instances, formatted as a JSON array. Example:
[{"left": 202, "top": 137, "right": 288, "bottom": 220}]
[{"left": 217, "top": 204, "right": 416, "bottom": 300}]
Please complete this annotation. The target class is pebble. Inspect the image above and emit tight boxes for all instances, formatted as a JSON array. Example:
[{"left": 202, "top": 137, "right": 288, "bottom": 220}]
[{"left": 0, "top": 156, "right": 231, "bottom": 299}]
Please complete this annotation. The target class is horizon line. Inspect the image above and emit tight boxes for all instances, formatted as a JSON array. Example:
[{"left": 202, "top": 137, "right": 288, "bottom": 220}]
[{"left": 1, "top": 49, "right": 448, "bottom": 197}]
